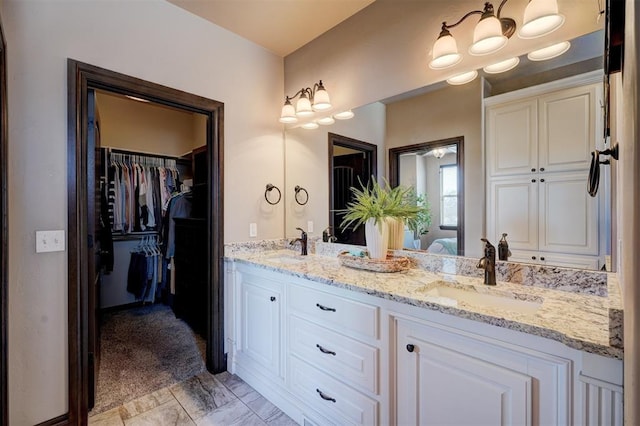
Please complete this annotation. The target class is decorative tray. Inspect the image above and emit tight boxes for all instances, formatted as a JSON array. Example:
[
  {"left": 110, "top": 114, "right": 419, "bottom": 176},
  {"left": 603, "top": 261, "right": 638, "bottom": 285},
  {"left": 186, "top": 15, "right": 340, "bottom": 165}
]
[{"left": 338, "top": 251, "right": 415, "bottom": 273}]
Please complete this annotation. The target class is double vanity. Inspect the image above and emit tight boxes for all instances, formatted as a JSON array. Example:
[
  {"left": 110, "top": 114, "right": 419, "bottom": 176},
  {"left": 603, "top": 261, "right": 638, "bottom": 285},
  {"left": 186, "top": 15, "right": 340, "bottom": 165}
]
[{"left": 224, "top": 240, "right": 623, "bottom": 425}]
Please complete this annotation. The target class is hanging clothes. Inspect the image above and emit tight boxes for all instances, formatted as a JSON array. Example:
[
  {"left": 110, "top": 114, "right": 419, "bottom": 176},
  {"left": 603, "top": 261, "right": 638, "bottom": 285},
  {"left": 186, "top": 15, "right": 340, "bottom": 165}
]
[
  {"left": 106, "top": 150, "right": 180, "bottom": 235},
  {"left": 126, "top": 236, "right": 162, "bottom": 303}
]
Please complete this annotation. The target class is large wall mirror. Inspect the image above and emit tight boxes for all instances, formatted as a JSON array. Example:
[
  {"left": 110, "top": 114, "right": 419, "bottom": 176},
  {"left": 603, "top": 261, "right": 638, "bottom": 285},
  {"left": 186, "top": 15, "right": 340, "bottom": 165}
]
[
  {"left": 389, "top": 137, "right": 464, "bottom": 256},
  {"left": 284, "top": 30, "right": 612, "bottom": 271}
]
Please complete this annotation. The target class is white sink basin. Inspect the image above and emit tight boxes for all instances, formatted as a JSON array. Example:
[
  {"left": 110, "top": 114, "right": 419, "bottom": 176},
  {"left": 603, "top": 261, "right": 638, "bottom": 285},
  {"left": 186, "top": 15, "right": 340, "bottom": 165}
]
[{"left": 421, "top": 283, "right": 542, "bottom": 315}]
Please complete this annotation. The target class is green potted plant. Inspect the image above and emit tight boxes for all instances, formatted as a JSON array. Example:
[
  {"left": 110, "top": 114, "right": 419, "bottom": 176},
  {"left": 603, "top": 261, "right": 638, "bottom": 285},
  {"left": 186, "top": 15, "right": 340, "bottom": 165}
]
[{"left": 340, "top": 177, "right": 420, "bottom": 258}]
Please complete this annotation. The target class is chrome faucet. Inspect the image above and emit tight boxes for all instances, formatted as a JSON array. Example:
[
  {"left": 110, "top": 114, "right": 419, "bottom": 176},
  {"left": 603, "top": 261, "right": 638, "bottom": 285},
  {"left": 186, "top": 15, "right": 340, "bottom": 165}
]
[
  {"left": 477, "top": 238, "right": 496, "bottom": 286},
  {"left": 290, "top": 227, "right": 308, "bottom": 255}
]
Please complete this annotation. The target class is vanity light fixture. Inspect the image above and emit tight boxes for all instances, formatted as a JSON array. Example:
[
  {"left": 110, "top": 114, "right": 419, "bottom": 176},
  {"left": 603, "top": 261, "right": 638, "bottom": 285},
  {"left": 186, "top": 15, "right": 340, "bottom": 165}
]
[
  {"left": 429, "top": 1, "right": 516, "bottom": 69},
  {"left": 317, "top": 116, "right": 336, "bottom": 125},
  {"left": 527, "top": 40, "right": 571, "bottom": 61},
  {"left": 483, "top": 56, "right": 520, "bottom": 73},
  {"left": 447, "top": 70, "right": 478, "bottom": 85},
  {"left": 279, "top": 80, "right": 332, "bottom": 124},
  {"left": 429, "top": 0, "right": 564, "bottom": 70},
  {"left": 301, "top": 121, "right": 319, "bottom": 130},
  {"left": 518, "top": 0, "right": 565, "bottom": 39},
  {"left": 334, "top": 110, "right": 355, "bottom": 120}
]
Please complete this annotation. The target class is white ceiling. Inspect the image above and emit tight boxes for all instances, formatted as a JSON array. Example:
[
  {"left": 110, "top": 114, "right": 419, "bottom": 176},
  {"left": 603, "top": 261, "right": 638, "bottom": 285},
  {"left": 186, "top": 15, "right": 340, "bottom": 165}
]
[{"left": 167, "top": 0, "right": 375, "bottom": 57}]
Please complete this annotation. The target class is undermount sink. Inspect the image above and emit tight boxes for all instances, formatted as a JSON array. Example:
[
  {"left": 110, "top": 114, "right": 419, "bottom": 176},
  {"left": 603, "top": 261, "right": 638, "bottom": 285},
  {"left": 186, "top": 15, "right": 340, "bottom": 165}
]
[{"left": 419, "top": 281, "right": 542, "bottom": 315}]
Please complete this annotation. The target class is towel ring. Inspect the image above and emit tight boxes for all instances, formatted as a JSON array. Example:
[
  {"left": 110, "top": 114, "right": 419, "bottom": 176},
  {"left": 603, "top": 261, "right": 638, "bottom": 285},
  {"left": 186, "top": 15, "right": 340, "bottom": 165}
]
[
  {"left": 294, "top": 185, "right": 309, "bottom": 205},
  {"left": 588, "top": 144, "right": 619, "bottom": 197},
  {"left": 265, "top": 184, "right": 282, "bottom": 205}
]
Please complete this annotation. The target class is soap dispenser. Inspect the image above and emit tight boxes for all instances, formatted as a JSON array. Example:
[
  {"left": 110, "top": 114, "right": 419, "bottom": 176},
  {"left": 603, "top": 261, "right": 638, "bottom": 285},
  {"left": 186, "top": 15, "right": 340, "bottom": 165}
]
[{"left": 498, "top": 233, "right": 511, "bottom": 261}]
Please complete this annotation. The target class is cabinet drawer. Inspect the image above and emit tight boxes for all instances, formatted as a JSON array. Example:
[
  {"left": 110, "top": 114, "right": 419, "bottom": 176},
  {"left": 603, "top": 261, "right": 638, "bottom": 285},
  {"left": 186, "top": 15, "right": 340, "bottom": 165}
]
[
  {"left": 289, "top": 284, "right": 379, "bottom": 339},
  {"left": 290, "top": 315, "right": 378, "bottom": 394},
  {"left": 290, "top": 356, "right": 378, "bottom": 426}
]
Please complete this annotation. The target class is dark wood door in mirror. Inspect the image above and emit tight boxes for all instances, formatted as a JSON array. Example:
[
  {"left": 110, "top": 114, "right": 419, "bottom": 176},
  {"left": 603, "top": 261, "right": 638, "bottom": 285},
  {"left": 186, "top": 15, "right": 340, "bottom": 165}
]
[
  {"left": 389, "top": 136, "right": 464, "bottom": 256},
  {"left": 328, "top": 133, "right": 377, "bottom": 246}
]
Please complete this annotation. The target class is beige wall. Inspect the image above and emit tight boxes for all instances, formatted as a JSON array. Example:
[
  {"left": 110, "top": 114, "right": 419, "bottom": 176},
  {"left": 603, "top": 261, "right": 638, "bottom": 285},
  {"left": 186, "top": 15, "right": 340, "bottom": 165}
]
[
  {"left": 386, "top": 80, "right": 483, "bottom": 257},
  {"left": 96, "top": 92, "right": 203, "bottom": 156},
  {"left": 285, "top": 102, "right": 386, "bottom": 238},
  {"left": 3, "top": 0, "right": 283, "bottom": 423},
  {"left": 284, "top": 0, "right": 601, "bottom": 116}
]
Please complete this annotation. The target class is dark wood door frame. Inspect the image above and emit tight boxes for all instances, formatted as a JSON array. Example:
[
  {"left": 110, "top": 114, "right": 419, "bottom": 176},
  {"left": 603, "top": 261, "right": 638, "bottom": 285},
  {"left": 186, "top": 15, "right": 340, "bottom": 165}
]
[
  {"left": 0, "top": 14, "right": 7, "bottom": 426},
  {"left": 67, "top": 60, "right": 225, "bottom": 425},
  {"left": 389, "top": 136, "right": 465, "bottom": 256},
  {"left": 328, "top": 133, "right": 378, "bottom": 240}
]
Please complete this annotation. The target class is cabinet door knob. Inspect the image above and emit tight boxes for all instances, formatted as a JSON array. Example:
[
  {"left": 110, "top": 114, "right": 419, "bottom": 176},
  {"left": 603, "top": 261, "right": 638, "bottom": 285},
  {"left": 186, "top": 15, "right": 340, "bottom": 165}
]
[
  {"left": 270, "top": 296, "right": 276, "bottom": 302},
  {"left": 531, "top": 256, "right": 537, "bottom": 260},
  {"left": 540, "top": 178, "right": 545, "bottom": 183},
  {"left": 540, "top": 257, "right": 545, "bottom": 261},
  {"left": 531, "top": 168, "right": 536, "bottom": 172},
  {"left": 540, "top": 167, "right": 545, "bottom": 172},
  {"left": 406, "top": 344, "right": 415, "bottom": 353},
  {"left": 316, "top": 388, "right": 336, "bottom": 403},
  {"left": 316, "top": 344, "right": 337, "bottom": 356},
  {"left": 316, "top": 303, "right": 336, "bottom": 312},
  {"left": 531, "top": 179, "right": 536, "bottom": 183}
]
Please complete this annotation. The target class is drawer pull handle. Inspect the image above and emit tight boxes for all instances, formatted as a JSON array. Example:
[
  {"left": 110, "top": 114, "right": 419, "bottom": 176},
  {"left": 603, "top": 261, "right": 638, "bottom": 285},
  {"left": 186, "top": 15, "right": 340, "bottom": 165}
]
[
  {"left": 316, "top": 344, "right": 336, "bottom": 356},
  {"left": 270, "top": 296, "right": 276, "bottom": 302},
  {"left": 316, "top": 303, "right": 336, "bottom": 312},
  {"left": 531, "top": 168, "right": 536, "bottom": 172},
  {"left": 531, "top": 179, "right": 536, "bottom": 183},
  {"left": 540, "top": 257, "right": 545, "bottom": 261},
  {"left": 540, "top": 167, "right": 545, "bottom": 172},
  {"left": 406, "top": 344, "right": 415, "bottom": 353},
  {"left": 540, "top": 178, "right": 545, "bottom": 183},
  {"left": 316, "top": 388, "right": 336, "bottom": 403}
]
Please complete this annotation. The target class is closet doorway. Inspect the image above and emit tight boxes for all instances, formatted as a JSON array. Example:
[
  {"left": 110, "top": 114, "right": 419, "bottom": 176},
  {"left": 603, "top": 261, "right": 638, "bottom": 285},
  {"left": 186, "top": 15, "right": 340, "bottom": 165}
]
[{"left": 67, "top": 60, "right": 224, "bottom": 424}]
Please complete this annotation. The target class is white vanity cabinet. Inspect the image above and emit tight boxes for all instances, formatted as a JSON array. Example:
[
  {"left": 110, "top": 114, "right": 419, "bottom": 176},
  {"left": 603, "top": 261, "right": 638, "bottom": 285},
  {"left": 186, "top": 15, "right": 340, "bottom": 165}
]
[
  {"left": 235, "top": 268, "right": 284, "bottom": 383},
  {"left": 486, "top": 74, "right": 603, "bottom": 269},
  {"left": 395, "top": 316, "right": 571, "bottom": 425},
  {"left": 228, "top": 262, "right": 622, "bottom": 425}
]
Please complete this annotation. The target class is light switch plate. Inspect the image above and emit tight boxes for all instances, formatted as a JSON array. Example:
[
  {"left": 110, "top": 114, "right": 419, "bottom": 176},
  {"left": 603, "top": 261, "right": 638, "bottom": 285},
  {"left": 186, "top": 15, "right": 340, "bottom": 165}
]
[
  {"left": 307, "top": 221, "right": 314, "bottom": 233},
  {"left": 36, "top": 230, "right": 66, "bottom": 253},
  {"left": 249, "top": 223, "right": 257, "bottom": 238}
]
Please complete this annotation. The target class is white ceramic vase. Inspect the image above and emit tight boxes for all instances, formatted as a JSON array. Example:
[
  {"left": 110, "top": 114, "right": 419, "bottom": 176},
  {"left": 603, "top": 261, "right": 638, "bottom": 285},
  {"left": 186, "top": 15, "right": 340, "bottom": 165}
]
[
  {"left": 387, "top": 217, "right": 405, "bottom": 250},
  {"left": 365, "top": 218, "right": 389, "bottom": 259}
]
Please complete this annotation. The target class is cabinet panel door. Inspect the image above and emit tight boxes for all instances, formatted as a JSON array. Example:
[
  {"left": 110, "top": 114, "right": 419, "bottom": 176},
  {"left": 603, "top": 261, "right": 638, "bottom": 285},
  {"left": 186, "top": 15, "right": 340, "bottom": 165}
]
[
  {"left": 397, "top": 321, "right": 532, "bottom": 426},
  {"left": 240, "top": 275, "right": 282, "bottom": 377},
  {"left": 539, "top": 85, "right": 599, "bottom": 172},
  {"left": 488, "top": 177, "right": 538, "bottom": 251},
  {"left": 487, "top": 99, "right": 538, "bottom": 176},
  {"left": 538, "top": 172, "right": 599, "bottom": 255}
]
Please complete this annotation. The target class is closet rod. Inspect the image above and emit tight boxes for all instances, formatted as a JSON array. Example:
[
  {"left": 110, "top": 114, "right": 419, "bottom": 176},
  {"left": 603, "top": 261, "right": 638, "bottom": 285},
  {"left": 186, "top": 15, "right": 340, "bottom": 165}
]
[{"left": 104, "top": 147, "right": 188, "bottom": 161}]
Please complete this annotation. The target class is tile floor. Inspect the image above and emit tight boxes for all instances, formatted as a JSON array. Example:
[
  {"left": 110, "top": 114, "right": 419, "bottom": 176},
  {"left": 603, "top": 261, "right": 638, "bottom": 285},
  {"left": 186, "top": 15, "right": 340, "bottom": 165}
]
[{"left": 88, "top": 371, "right": 298, "bottom": 426}]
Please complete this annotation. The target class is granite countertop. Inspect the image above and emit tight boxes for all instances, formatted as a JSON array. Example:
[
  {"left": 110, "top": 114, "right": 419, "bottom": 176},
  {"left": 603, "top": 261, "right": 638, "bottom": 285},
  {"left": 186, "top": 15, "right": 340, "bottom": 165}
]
[{"left": 227, "top": 246, "right": 623, "bottom": 359}]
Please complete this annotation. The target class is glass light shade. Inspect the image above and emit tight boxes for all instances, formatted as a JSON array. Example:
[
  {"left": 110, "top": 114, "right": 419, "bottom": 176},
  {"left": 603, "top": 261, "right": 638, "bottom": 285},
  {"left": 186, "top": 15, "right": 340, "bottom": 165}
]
[
  {"left": 469, "top": 16, "right": 507, "bottom": 55},
  {"left": 296, "top": 94, "right": 314, "bottom": 117},
  {"left": 301, "top": 122, "right": 319, "bottom": 130},
  {"left": 429, "top": 34, "right": 462, "bottom": 69},
  {"left": 483, "top": 57, "right": 520, "bottom": 74},
  {"left": 519, "top": 0, "right": 565, "bottom": 39},
  {"left": 446, "top": 70, "right": 478, "bottom": 85},
  {"left": 317, "top": 116, "right": 335, "bottom": 125},
  {"left": 527, "top": 41, "right": 570, "bottom": 61},
  {"left": 334, "top": 110, "right": 354, "bottom": 120},
  {"left": 432, "top": 148, "right": 446, "bottom": 158},
  {"left": 279, "top": 102, "right": 298, "bottom": 124},
  {"left": 312, "top": 87, "right": 332, "bottom": 111}
]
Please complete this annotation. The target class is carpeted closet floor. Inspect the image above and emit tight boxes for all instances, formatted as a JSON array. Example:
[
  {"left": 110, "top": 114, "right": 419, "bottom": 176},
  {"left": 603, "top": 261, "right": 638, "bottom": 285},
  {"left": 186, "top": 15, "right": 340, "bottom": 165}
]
[{"left": 90, "top": 303, "right": 207, "bottom": 416}]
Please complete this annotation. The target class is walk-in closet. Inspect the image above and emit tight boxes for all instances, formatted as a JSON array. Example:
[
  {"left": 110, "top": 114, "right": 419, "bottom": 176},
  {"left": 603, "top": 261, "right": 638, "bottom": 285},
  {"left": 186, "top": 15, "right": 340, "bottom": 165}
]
[{"left": 89, "top": 89, "right": 209, "bottom": 414}]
